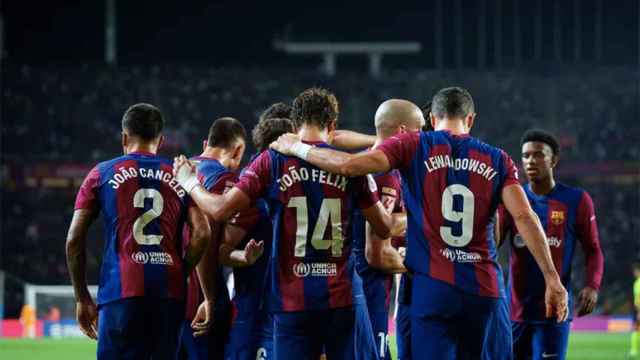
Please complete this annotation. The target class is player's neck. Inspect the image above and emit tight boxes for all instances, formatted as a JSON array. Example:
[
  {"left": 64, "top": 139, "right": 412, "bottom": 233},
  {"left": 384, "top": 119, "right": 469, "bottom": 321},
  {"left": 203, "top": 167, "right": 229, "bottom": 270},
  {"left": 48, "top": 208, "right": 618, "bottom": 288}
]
[
  {"left": 124, "top": 143, "right": 157, "bottom": 155},
  {"left": 200, "top": 147, "right": 231, "bottom": 167},
  {"left": 297, "top": 125, "right": 329, "bottom": 143},
  {"left": 434, "top": 120, "right": 469, "bottom": 135},
  {"left": 530, "top": 177, "right": 556, "bottom": 195}
]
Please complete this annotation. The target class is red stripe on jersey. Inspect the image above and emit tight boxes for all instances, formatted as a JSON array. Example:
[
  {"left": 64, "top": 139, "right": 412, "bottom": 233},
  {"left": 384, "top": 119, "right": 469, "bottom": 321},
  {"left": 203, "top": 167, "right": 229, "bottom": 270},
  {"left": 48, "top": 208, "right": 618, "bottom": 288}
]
[
  {"left": 159, "top": 163, "right": 185, "bottom": 300},
  {"left": 468, "top": 149, "right": 499, "bottom": 297},
  {"left": 322, "top": 180, "right": 352, "bottom": 309},
  {"left": 425, "top": 144, "right": 455, "bottom": 284},
  {"left": 278, "top": 158, "right": 306, "bottom": 311},
  {"left": 509, "top": 252, "right": 525, "bottom": 321},
  {"left": 546, "top": 199, "right": 567, "bottom": 278},
  {"left": 115, "top": 160, "right": 145, "bottom": 298}
]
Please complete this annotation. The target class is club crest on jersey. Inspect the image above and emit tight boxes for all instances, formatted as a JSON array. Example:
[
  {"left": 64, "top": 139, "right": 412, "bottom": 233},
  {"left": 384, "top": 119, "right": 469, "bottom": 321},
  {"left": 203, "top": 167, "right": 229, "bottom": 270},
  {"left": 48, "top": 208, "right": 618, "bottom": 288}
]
[{"left": 551, "top": 211, "right": 565, "bottom": 225}]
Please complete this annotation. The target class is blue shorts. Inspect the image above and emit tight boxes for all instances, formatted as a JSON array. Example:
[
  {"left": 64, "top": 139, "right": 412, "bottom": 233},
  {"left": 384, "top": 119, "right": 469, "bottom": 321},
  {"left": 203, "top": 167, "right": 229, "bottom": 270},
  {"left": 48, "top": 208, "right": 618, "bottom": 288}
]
[
  {"left": 273, "top": 307, "right": 355, "bottom": 360},
  {"left": 97, "top": 297, "right": 184, "bottom": 360},
  {"left": 179, "top": 307, "right": 231, "bottom": 360},
  {"left": 410, "top": 274, "right": 512, "bottom": 360},
  {"left": 512, "top": 321, "right": 570, "bottom": 360},
  {"left": 395, "top": 303, "right": 412, "bottom": 360},
  {"left": 354, "top": 301, "right": 379, "bottom": 360},
  {"left": 226, "top": 312, "right": 274, "bottom": 360},
  {"left": 369, "top": 310, "right": 390, "bottom": 359}
]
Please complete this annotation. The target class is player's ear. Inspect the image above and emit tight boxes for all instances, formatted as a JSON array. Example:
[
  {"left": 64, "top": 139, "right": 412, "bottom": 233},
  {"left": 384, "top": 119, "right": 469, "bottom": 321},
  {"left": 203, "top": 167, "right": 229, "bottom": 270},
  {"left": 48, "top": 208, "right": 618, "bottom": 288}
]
[
  {"left": 466, "top": 113, "right": 476, "bottom": 131},
  {"left": 157, "top": 135, "right": 165, "bottom": 150},
  {"left": 327, "top": 119, "right": 337, "bottom": 133},
  {"left": 398, "top": 124, "right": 407, "bottom": 135},
  {"left": 202, "top": 140, "right": 208, "bottom": 152},
  {"left": 121, "top": 132, "right": 128, "bottom": 151},
  {"left": 429, "top": 112, "right": 437, "bottom": 130},
  {"left": 551, "top": 153, "right": 559, "bottom": 168}
]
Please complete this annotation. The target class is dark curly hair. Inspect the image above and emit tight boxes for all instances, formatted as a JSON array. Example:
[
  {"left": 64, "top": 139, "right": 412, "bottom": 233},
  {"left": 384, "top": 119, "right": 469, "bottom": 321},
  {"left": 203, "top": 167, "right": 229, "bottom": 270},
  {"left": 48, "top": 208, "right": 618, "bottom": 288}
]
[
  {"left": 520, "top": 129, "right": 560, "bottom": 156},
  {"left": 291, "top": 87, "right": 339, "bottom": 129},
  {"left": 421, "top": 101, "right": 434, "bottom": 132},
  {"left": 259, "top": 102, "right": 292, "bottom": 123},
  {"left": 252, "top": 117, "right": 295, "bottom": 152}
]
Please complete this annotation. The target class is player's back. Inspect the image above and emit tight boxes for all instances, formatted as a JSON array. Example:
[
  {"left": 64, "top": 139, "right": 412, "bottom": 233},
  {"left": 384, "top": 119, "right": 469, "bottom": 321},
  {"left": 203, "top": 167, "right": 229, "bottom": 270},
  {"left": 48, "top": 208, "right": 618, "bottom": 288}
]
[
  {"left": 238, "top": 143, "right": 378, "bottom": 312},
  {"left": 380, "top": 130, "right": 519, "bottom": 298},
  {"left": 75, "top": 151, "right": 189, "bottom": 305}
]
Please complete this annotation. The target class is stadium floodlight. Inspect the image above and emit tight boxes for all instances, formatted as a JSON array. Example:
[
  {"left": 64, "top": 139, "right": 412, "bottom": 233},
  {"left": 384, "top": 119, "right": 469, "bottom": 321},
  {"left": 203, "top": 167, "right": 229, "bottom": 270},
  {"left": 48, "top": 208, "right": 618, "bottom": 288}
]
[{"left": 274, "top": 41, "right": 421, "bottom": 77}]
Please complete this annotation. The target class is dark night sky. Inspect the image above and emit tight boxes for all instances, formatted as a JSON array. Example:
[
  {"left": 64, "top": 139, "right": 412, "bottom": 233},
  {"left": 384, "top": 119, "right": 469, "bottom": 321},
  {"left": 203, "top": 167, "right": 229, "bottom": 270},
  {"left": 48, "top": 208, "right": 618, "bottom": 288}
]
[{"left": 3, "top": 0, "right": 638, "bottom": 66}]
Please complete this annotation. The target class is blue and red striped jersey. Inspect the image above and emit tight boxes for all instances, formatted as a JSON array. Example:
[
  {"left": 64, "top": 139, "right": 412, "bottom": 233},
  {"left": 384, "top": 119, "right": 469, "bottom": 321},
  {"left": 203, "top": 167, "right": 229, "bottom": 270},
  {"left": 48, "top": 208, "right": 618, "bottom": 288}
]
[
  {"left": 351, "top": 170, "right": 403, "bottom": 312},
  {"left": 378, "top": 130, "right": 520, "bottom": 298},
  {"left": 74, "top": 151, "right": 190, "bottom": 305},
  {"left": 183, "top": 156, "right": 236, "bottom": 320},
  {"left": 235, "top": 143, "right": 379, "bottom": 312},
  {"left": 228, "top": 199, "right": 272, "bottom": 333},
  {"left": 499, "top": 183, "right": 603, "bottom": 322}
]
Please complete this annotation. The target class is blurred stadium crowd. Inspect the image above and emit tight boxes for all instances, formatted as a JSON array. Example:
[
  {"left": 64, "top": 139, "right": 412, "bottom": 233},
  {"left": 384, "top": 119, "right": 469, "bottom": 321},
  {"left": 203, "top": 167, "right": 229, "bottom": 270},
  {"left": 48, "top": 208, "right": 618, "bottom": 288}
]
[{"left": 1, "top": 64, "right": 638, "bottom": 318}]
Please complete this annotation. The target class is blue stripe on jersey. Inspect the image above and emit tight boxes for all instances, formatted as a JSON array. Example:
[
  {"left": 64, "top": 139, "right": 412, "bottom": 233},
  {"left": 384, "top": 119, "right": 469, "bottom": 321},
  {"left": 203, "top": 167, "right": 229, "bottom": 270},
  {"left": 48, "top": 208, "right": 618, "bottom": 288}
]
[
  {"left": 97, "top": 160, "right": 121, "bottom": 304},
  {"left": 450, "top": 144, "right": 480, "bottom": 295},
  {"left": 303, "top": 175, "right": 329, "bottom": 310},
  {"left": 136, "top": 158, "right": 168, "bottom": 299}
]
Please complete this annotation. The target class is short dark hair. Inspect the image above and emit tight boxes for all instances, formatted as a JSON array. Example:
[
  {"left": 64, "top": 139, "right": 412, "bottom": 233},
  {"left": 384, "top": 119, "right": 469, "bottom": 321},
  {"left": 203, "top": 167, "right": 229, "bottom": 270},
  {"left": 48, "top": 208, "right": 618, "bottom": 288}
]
[
  {"left": 520, "top": 129, "right": 560, "bottom": 156},
  {"left": 259, "top": 102, "right": 292, "bottom": 123},
  {"left": 291, "top": 87, "right": 339, "bottom": 129},
  {"left": 431, "top": 87, "right": 475, "bottom": 120},
  {"left": 207, "top": 117, "right": 246, "bottom": 149},
  {"left": 122, "top": 103, "right": 164, "bottom": 141},
  {"left": 252, "top": 117, "right": 295, "bottom": 152},
  {"left": 421, "top": 101, "right": 434, "bottom": 132}
]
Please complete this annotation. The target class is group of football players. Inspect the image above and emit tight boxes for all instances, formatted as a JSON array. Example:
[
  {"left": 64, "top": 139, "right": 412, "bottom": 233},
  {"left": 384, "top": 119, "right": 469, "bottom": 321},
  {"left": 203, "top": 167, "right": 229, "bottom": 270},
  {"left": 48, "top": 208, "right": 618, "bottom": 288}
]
[{"left": 66, "top": 86, "right": 603, "bottom": 360}]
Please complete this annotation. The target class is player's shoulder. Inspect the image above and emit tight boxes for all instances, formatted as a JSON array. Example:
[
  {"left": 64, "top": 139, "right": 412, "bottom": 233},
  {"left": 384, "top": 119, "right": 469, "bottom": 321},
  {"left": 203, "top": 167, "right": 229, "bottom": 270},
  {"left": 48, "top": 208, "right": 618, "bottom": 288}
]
[{"left": 555, "top": 182, "right": 590, "bottom": 203}]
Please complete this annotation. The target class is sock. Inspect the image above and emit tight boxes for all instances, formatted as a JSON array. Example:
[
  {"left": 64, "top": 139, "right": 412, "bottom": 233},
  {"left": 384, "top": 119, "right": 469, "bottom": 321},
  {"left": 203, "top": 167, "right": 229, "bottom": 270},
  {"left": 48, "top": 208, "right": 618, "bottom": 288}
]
[{"left": 631, "top": 331, "right": 639, "bottom": 355}]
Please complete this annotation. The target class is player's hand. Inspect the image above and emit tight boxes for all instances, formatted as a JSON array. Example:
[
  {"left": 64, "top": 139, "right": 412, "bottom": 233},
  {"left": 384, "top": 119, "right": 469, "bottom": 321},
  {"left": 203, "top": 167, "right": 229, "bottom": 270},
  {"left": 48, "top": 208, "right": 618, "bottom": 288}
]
[
  {"left": 576, "top": 286, "right": 599, "bottom": 317},
  {"left": 243, "top": 239, "right": 264, "bottom": 265},
  {"left": 269, "top": 133, "right": 302, "bottom": 156},
  {"left": 76, "top": 298, "right": 98, "bottom": 340},
  {"left": 544, "top": 278, "right": 569, "bottom": 323},
  {"left": 173, "top": 155, "right": 199, "bottom": 194},
  {"left": 191, "top": 300, "right": 214, "bottom": 337}
]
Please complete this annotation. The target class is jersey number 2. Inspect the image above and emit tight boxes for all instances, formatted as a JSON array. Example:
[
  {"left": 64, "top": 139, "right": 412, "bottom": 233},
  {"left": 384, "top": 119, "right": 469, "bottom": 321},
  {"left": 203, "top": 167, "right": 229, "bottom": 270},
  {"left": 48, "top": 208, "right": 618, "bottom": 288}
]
[
  {"left": 133, "top": 188, "right": 164, "bottom": 245},
  {"left": 440, "top": 184, "right": 474, "bottom": 247},
  {"left": 288, "top": 196, "right": 344, "bottom": 257}
]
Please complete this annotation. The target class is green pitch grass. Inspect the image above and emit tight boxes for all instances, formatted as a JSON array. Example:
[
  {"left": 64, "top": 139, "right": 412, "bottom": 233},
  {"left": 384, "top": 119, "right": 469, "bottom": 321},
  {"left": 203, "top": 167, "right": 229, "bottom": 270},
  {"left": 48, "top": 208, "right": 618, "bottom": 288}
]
[{"left": 0, "top": 332, "right": 630, "bottom": 359}]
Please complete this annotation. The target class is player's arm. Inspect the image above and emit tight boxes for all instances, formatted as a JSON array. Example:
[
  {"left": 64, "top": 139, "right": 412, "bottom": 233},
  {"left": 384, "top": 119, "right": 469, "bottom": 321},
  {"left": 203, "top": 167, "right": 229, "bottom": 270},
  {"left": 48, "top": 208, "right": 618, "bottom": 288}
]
[
  {"left": 391, "top": 212, "right": 407, "bottom": 237},
  {"left": 173, "top": 155, "right": 251, "bottom": 222},
  {"left": 328, "top": 130, "right": 376, "bottom": 150},
  {"left": 575, "top": 191, "right": 604, "bottom": 316},
  {"left": 219, "top": 219, "right": 264, "bottom": 268},
  {"left": 365, "top": 221, "right": 407, "bottom": 274},
  {"left": 502, "top": 183, "right": 569, "bottom": 322},
  {"left": 183, "top": 205, "right": 212, "bottom": 276},
  {"left": 270, "top": 133, "right": 391, "bottom": 177},
  {"left": 65, "top": 208, "right": 99, "bottom": 339}
]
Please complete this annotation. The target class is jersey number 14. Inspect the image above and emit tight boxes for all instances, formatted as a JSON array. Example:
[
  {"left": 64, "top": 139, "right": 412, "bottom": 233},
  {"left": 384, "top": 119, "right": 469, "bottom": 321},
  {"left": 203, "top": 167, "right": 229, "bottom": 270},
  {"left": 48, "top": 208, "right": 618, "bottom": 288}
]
[{"left": 288, "top": 196, "right": 344, "bottom": 257}]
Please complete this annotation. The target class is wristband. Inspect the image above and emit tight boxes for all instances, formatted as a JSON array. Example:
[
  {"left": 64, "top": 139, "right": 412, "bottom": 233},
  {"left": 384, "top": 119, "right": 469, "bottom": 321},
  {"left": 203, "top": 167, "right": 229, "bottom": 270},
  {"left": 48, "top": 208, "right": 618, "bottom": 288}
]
[
  {"left": 291, "top": 142, "right": 313, "bottom": 160},
  {"left": 181, "top": 176, "right": 200, "bottom": 194}
]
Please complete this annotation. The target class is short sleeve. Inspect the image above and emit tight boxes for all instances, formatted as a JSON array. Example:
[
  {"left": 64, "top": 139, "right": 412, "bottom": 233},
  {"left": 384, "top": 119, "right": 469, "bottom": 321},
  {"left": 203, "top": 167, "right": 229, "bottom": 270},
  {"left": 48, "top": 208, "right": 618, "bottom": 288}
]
[
  {"left": 74, "top": 166, "right": 101, "bottom": 210},
  {"left": 229, "top": 206, "right": 262, "bottom": 230},
  {"left": 352, "top": 175, "right": 380, "bottom": 210},
  {"left": 235, "top": 150, "right": 272, "bottom": 204},
  {"left": 207, "top": 171, "right": 237, "bottom": 195},
  {"left": 377, "top": 132, "right": 420, "bottom": 170},
  {"left": 500, "top": 151, "right": 520, "bottom": 187}
]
